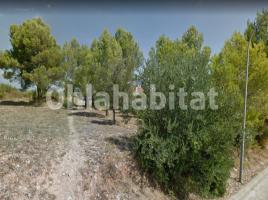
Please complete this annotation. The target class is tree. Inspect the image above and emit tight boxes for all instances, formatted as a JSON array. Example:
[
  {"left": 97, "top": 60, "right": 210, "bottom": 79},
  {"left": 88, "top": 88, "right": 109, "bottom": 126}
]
[
  {"left": 212, "top": 32, "right": 268, "bottom": 144},
  {"left": 245, "top": 10, "right": 268, "bottom": 55},
  {"left": 73, "top": 48, "right": 95, "bottom": 108},
  {"left": 73, "top": 29, "right": 143, "bottom": 120},
  {"left": 89, "top": 30, "right": 123, "bottom": 123},
  {"left": 62, "top": 39, "right": 92, "bottom": 107},
  {"left": 114, "top": 28, "right": 143, "bottom": 93},
  {"left": 135, "top": 26, "right": 237, "bottom": 198},
  {"left": 62, "top": 38, "right": 90, "bottom": 84},
  {"left": 0, "top": 18, "right": 63, "bottom": 99}
]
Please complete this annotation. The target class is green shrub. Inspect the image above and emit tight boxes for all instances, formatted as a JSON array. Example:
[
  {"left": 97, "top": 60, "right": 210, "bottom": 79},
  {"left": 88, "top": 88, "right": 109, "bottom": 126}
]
[
  {"left": 0, "top": 84, "right": 17, "bottom": 99},
  {"left": 0, "top": 83, "right": 32, "bottom": 100},
  {"left": 263, "top": 125, "right": 268, "bottom": 139},
  {"left": 0, "top": 83, "right": 16, "bottom": 93},
  {"left": 134, "top": 27, "right": 239, "bottom": 199},
  {"left": 256, "top": 121, "right": 268, "bottom": 148}
]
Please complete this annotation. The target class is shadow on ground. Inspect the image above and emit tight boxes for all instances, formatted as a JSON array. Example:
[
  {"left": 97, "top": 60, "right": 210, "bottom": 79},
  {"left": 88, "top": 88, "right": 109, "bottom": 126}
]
[
  {"left": 105, "top": 135, "right": 134, "bottom": 152},
  {"left": 118, "top": 113, "right": 133, "bottom": 124},
  {"left": 0, "top": 100, "right": 31, "bottom": 106},
  {"left": 90, "top": 119, "right": 114, "bottom": 125},
  {"left": 68, "top": 111, "right": 105, "bottom": 118}
]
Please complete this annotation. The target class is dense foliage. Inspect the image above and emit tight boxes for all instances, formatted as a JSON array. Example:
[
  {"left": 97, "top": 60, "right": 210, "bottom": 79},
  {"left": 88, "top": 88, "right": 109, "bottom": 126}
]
[
  {"left": 134, "top": 27, "right": 239, "bottom": 198},
  {"left": 245, "top": 10, "right": 268, "bottom": 55},
  {"left": 212, "top": 32, "right": 268, "bottom": 145},
  {"left": 73, "top": 29, "right": 143, "bottom": 122},
  {"left": 0, "top": 18, "right": 63, "bottom": 99}
]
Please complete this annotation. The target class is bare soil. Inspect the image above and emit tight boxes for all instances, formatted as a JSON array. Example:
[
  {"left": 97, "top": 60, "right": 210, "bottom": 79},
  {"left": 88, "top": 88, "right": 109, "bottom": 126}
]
[
  {"left": 0, "top": 105, "right": 168, "bottom": 200},
  {"left": 1, "top": 103, "right": 268, "bottom": 200}
]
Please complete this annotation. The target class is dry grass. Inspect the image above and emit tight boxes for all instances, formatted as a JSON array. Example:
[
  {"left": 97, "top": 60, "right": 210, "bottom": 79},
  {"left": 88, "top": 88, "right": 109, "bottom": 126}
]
[
  {"left": 0, "top": 84, "right": 31, "bottom": 101},
  {"left": 0, "top": 105, "right": 69, "bottom": 199},
  {"left": 67, "top": 109, "right": 169, "bottom": 199},
  {"left": 224, "top": 147, "right": 268, "bottom": 197},
  {"left": 0, "top": 106, "right": 168, "bottom": 200},
  {"left": 2, "top": 104, "right": 267, "bottom": 200}
]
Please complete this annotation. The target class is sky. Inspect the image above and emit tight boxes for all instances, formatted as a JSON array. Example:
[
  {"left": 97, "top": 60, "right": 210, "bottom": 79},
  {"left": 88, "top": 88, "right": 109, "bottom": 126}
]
[{"left": 0, "top": 2, "right": 268, "bottom": 85}]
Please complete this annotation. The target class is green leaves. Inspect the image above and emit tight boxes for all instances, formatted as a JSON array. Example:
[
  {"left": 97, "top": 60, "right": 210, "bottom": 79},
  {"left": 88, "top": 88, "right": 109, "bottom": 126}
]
[
  {"left": 135, "top": 26, "right": 236, "bottom": 198},
  {"left": 182, "top": 26, "right": 204, "bottom": 50},
  {"left": 0, "top": 51, "right": 20, "bottom": 69},
  {"left": 9, "top": 18, "right": 56, "bottom": 67},
  {"left": 0, "top": 18, "right": 63, "bottom": 98},
  {"left": 245, "top": 10, "right": 268, "bottom": 55},
  {"left": 74, "top": 29, "right": 143, "bottom": 111},
  {"left": 62, "top": 39, "right": 89, "bottom": 84},
  {"left": 212, "top": 32, "right": 268, "bottom": 141},
  {"left": 23, "top": 66, "right": 49, "bottom": 91},
  {"left": 115, "top": 28, "right": 144, "bottom": 92}
]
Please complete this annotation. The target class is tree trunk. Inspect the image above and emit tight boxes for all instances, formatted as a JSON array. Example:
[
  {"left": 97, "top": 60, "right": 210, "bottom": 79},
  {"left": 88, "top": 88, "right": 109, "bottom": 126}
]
[
  {"left": 92, "top": 94, "right": 95, "bottom": 109},
  {"left": 36, "top": 87, "right": 42, "bottom": 100},
  {"left": 84, "top": 96, "right": 87, "bottom": 109},
  {"left": 112, "top": 109, "right": 116, "bottom": 124},
  {"left": 105, "top": 109, "right": 109, "bottom": 116},
  {"left": 85, "top": 94, "right": 95, "bottom": 109}
]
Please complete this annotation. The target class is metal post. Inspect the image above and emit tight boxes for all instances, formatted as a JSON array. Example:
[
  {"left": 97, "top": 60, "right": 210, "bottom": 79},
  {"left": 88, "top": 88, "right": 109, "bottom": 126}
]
[{"left": 239, "top": 32, "right": 253, "bottom": 183}]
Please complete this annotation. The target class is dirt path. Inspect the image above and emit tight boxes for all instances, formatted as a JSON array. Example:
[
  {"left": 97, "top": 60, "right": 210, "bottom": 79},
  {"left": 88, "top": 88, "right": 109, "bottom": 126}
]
[
  {"left": 0, "top": 106, "right": 169, "bottom": 200},
  {"left": 43, "top": 112, "right": 86, "bottom": 200}
]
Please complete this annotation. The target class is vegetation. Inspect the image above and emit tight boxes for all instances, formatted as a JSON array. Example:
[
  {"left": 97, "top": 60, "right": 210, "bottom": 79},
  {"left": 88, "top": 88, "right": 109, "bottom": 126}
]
[
  {"left": 212, "top": 32, "right": 268, "bottom": 145},
  {"left": 0, "top": 10, "right": 268, "bottom": 199},
  {"left": 0, "top": 18, "right": 64, "bottom": 99},
  {"left": 245, "top": 10, "right": 268, "bottom": 55},
  {"left": 135, "top": 27, "right": 238, "bottom": 198},
  {"left": 0, "top": 83, "right": 31, "bottom": 100},
  {"left": 73, "top": 29, "right": 143, "bottom": 123},
  {"left": 62, "top": 38, "right": 90, "bottom": 85}
]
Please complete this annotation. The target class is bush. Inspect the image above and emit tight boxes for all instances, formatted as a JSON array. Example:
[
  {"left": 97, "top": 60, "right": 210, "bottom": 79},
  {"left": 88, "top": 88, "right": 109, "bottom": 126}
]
[
  {"left": 0, "top": 83, "right": 17, "bottom": 93},
  {"left": 256, "top": 121, "right": 268, "bottom": 148},
  {"left": 135, "top": 121, "right": 235, "bottom": 198},
  {"left": 0, "top": 84, "right": 17, "bottom": 99},
  {"left": 263, "top": 123, "right": 268, "bottom": 139},
  {"left": 134, "top": 27, "right": 239, "bottom": 199},
  {"left": 0, "top": 83, "right": 32, "bottom": 100}
]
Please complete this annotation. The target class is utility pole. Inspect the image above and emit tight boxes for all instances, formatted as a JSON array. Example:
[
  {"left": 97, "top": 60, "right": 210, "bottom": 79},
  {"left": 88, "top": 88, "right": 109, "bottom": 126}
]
[
  {"left": 239, "top": 19, "right": 258, "bottom": 183},
  {"left": 239, "top": 30, "right": 253, "bottom": 183},
  {"left": 239, "top": 21, "right": 268, "bottom": 183}
]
